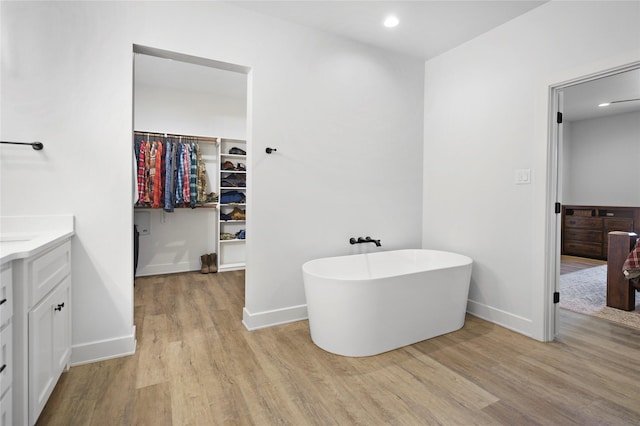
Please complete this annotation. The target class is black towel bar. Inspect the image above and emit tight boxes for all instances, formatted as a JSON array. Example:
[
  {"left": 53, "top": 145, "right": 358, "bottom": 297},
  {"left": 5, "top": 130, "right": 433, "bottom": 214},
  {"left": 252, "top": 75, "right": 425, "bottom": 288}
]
[{"left": 0, "top": 141, "right": 44, "bottom": 150}]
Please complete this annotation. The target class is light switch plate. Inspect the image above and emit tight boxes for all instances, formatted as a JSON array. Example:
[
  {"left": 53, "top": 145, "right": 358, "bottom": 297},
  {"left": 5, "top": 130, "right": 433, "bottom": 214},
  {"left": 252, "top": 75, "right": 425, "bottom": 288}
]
[{"left": 515, "top": 168, "right": 531, "bottom": 184}]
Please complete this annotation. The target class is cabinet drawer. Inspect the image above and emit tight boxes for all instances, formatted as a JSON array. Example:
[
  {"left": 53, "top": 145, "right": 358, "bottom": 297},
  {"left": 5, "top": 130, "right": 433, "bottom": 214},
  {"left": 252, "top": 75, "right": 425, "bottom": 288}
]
[
  {"left": 604, "top": 218, "right": 634, "bottom": 233},
  {"left": 564, "top": 228, "right": 602, "bottom": 243},
  {"left": 563, "top": 241, "right": 602, "bottom": 258},
  {"left": 564, "top": 216, "right": 603, "bottom": 229},
  {"left": 0, "top": 266, "right": 12, "bottom": 327},
  {"left": 0, "top": 325, "right": 11, "bottom": 397},
  {"left": 29, "top": 241, "right": 71, "bottom": 308}
]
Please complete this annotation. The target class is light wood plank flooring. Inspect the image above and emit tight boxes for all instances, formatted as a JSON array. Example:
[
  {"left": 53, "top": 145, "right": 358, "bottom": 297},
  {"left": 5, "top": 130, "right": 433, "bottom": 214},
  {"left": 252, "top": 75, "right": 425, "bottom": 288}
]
[{"left": 37, "top": 270, "right": 640, "bottom": 425}]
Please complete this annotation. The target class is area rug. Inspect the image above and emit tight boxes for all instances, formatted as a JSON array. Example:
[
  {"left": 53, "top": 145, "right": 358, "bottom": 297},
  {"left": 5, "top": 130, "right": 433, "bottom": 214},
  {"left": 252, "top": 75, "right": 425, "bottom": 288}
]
[{"left": 559, "top": 265, "right": 640, "bottom": 330}]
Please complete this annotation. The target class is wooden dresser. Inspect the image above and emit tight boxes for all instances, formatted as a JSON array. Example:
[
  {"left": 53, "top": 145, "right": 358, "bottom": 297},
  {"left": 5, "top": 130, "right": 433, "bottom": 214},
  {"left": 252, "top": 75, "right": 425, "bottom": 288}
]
[{"left": 561, "top": 205, "right": 640, "bottom": 260}]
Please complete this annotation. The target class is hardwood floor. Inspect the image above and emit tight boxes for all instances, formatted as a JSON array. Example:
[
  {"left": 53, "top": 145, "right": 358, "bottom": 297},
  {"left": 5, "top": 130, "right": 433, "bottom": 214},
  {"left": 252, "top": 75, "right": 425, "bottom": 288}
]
[
  {"left": 37, "top": 270, "right": 640, "bottom": 425},
  {"left": 561, "top": 255, "right": 606, "bottom": 275}
]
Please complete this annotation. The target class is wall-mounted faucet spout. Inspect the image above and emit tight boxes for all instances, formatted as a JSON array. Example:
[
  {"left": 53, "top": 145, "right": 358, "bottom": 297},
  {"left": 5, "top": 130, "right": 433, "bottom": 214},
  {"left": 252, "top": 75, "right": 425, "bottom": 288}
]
[{"left": 349, "top": 236, "right": 381, "bottom": 247}]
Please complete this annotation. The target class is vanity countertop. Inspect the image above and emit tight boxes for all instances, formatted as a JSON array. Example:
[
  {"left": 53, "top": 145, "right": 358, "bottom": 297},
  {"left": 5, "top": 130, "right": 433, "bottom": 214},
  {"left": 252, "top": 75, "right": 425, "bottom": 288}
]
[{"left": 0, "top": 215, "right": 75, "bottom": 264}]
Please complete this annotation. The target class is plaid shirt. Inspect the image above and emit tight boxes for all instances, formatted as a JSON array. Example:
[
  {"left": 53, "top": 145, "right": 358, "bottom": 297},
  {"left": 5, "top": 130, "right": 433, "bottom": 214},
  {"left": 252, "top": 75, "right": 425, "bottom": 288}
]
[
  {"left": 623, "top": 239, "right": 640, "bottom": 279},
  {"left": 143, "top": 142, "right": 151, "bottom": 204},
  {"left": 164, "top": 141, "right": 174, "bottom": 212},
  {"left": 148, "top": 141, "right": 158, "bottom": 205},
  {"left": 175, "top": 142, "right": 184, "bottom": 204},
  {"left": 151, "top": 141, "right": 163, "bottom": 208},
  {"left": 136, "top": 141, "right": 146, "bottom": 204},
  {"left": 182, "top": 143, "right": 191, "bottom": 204},
  {"left": 189, "top": 143, "right": 198, "bottom": 208}
]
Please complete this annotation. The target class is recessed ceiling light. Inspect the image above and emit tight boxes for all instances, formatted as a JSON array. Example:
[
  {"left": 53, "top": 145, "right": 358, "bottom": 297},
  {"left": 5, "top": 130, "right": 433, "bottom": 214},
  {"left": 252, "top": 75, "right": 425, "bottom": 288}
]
[
  {"left": 598, "top": 98, "right": 640, "bottom": 107},
  {"left": 383, "top": 15, "right": 399, "bottom": 28}
]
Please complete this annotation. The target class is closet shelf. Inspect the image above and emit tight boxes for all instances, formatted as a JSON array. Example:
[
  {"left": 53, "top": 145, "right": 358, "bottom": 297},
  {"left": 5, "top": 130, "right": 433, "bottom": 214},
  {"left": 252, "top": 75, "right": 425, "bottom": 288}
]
[
  {"left": 134, "top": 204, "right": 217, "bottom": 210},
  {"left": 220, "top": 220, "right": 246, "bottom": 223},
  {"left": 220, "top": 239, "right": 247, "bottom": 244}
]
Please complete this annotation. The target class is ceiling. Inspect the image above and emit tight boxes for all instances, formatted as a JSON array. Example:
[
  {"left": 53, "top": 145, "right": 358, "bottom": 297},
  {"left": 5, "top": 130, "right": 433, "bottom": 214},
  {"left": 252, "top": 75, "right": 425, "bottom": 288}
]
[
  {"left": 231, "top": 1, "right": 548, "bottom": 60},
  {"left": 562, "top": 68, "right": 640, "bottom": 122},
  {"left": 135, "top": 1, "right": 550, "bottom": 95},
  {"left": 134, "top": 1, "right": 640, "bottom": 122},
  {"left": 134, "top": 53, "right": 247, "bottom": 98}
]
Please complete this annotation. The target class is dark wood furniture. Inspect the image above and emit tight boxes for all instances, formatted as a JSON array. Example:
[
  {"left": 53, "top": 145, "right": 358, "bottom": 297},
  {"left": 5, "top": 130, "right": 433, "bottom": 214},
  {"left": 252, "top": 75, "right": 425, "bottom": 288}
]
[
  {"left": 562, "top": 205, "right": 640, "bottom": 260},
  {"left": 606, "top": 231, "right": 638, "bottom": 311}
]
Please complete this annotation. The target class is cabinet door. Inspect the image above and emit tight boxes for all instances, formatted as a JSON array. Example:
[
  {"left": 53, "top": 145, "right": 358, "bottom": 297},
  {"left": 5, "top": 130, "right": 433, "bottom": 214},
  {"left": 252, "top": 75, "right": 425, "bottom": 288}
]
[
  {"left": 28, "top": 241, "right": 71, "bottom": 309},
  {"left": 28, "top": 276, "right": 70, "bottom": 425},
  {"left": 0, "top": 265, "right": 12, "bottom": 327},
  {"left": 0, "top": 325, "right": 11, "bottom": 398},
  {"left": 51, "top": 278, "right": 71, "bottom": 377},
  {"left": 0, "top": 387, "right": 11, "bottom": 426}
]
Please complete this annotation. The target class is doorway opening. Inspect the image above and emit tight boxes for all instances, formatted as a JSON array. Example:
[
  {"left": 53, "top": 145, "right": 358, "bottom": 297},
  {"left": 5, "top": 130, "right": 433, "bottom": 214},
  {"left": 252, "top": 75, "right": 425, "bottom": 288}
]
[
  {"left": 131, "top": 44, "right": 251, "bottom": 288},
  {"left": 548, "top": 62, "right": 640, "bottom": 336}
]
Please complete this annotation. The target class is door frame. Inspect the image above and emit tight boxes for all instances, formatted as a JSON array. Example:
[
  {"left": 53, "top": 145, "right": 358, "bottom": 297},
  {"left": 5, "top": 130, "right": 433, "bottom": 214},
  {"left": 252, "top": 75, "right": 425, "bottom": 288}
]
[
  {"left": 543, "top": 59, "right": 640, "bottom": 340},
  {"left": 131, "top": 44, "right": 251, "bottom": 277}
]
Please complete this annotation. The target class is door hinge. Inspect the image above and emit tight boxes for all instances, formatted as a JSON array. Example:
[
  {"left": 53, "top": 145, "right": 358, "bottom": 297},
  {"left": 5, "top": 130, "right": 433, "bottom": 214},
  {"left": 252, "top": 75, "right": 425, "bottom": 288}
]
[
  {"left": 557, "top": 112, "right": 563, "bottom": 124},
  {"left": 553, "top": 292, "right": 560, "bottom": 304},
  {"left": 555, "top": 202, "right": 561, "bottom": 214}
]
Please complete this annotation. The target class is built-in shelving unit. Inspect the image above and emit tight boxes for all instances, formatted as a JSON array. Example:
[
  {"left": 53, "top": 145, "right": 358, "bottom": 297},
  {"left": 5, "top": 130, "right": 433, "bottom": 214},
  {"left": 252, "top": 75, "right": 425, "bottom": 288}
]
[{"left": 217, "top": 139, "right": 247, "bottom": 271}]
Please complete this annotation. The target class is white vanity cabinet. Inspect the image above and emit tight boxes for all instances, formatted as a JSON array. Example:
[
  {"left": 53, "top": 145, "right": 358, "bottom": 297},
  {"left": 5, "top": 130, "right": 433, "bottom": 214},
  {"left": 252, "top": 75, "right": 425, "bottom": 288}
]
[
  {"left": 0, "top": 263, "right": 14, "bottom": 426},
  {"left": 12, "top": 239, "right": 72, "bottom": 426}
]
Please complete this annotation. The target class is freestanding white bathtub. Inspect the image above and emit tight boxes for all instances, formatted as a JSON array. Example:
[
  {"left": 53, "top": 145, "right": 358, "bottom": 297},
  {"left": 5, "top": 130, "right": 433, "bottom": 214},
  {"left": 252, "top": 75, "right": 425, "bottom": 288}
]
[{"left": 302, "top": 249, "right": 473, "bottom": 357}]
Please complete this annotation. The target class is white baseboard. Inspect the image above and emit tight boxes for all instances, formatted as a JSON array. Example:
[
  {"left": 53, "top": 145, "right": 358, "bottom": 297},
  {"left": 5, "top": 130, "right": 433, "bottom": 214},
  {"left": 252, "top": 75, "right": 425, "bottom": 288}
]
[
  {"left": 136, "top": 261, "right": 198, "bottom": 277},
  {"left": 466, "top": 299, "right": 532, "bottom": 337},
  {"left": 242, "top": 305, "right": 308, "bottom": 330},
  {"left": 70, "top": 326, "right": 137, "bottom": 366}
]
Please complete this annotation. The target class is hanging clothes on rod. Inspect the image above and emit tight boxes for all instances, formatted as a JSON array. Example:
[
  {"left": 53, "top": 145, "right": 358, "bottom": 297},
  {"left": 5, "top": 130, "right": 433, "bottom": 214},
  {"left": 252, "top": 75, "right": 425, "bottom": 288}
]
[{"left": 134, "top": 131, "right": 215, "bottom": 211}]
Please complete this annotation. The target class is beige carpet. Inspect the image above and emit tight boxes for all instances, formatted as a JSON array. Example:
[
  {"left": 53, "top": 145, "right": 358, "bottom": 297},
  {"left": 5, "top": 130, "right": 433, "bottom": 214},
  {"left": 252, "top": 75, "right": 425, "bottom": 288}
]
[{"left": 560, "top": 265, "right": 640, "bottom": 329}]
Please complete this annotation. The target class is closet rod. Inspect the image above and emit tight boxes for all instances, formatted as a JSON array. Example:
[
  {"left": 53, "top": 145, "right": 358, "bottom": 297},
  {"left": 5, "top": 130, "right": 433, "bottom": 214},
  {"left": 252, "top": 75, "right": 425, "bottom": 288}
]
[
  {"left": 1, "top": 141, "right": 44, "bottom": 150},
  {"left": 134, "top": 131, "right": 218, "bottom": 144}
]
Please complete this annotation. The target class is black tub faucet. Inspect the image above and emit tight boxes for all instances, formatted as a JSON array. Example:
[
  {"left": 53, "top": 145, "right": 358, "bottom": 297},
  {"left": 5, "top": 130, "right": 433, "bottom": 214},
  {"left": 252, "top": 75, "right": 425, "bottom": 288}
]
[{"left": 349, "top": 236, "right": 382, "bottom": 247}]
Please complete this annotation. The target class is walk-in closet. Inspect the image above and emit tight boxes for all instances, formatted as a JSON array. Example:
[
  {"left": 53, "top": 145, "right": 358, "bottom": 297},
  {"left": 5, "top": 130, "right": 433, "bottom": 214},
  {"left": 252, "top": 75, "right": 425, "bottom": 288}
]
[{"left": 133, "top": 48, "right": 248, "bottom": 276}]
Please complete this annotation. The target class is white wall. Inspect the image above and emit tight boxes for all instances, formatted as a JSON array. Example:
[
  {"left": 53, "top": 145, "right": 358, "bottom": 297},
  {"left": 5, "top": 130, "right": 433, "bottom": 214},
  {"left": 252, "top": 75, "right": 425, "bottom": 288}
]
[
  {"left": 422, "top": 0, "right": 640, "bottom": 339},
  {"left": 134, "top": 82, "right": 247, "bottom": 140},
  {"left": 133, "top": 81, "right": 246, "bottom": 276},
  {"left": 563, "top": 111, "right": 640, "bottom": 206},
  {"left": 1, "top": 1, "right": 424, "bottom": 362}
]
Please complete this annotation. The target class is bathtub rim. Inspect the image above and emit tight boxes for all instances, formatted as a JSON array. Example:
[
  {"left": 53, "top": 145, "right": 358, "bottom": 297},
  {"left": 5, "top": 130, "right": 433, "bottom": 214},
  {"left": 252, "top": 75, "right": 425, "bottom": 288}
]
[{"left": 302, "top": 248, "right": 473, "bottom": 282}]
